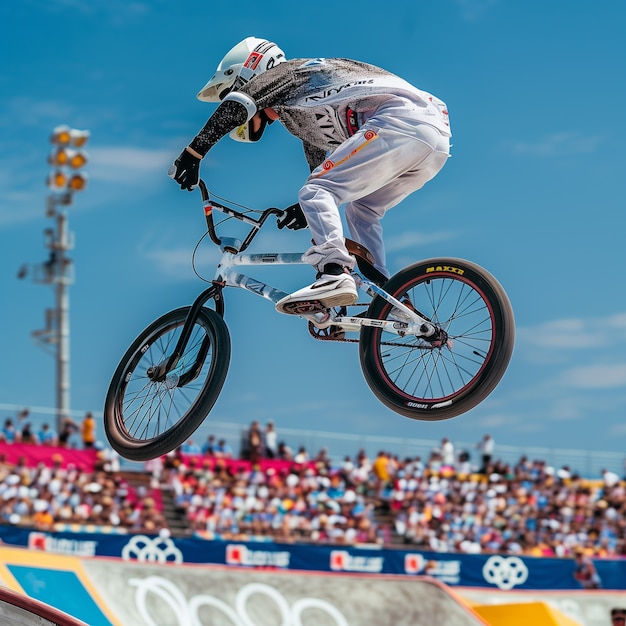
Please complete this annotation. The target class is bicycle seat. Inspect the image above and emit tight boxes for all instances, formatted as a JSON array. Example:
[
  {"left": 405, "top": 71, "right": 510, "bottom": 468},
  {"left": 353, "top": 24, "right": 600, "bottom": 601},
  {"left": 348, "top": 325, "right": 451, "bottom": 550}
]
[{"left": 345, "top": 238, "right": 388, "bottom": 286}]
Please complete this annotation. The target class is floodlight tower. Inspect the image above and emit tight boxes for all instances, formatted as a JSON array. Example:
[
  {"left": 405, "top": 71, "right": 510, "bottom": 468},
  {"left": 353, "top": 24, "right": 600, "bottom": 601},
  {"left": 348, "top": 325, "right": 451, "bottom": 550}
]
[{"left": 18, "top": 125, "right": 90, "bottom": 431}]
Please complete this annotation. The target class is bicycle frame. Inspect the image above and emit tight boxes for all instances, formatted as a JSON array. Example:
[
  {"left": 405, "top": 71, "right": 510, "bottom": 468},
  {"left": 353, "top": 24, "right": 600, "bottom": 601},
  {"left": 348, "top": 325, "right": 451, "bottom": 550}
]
[
  {"left": 107, "top": 180, "right": 514, "bottom": 459},
  {"left": 149, "top": 181, "right": 438, "bottom": 381}
]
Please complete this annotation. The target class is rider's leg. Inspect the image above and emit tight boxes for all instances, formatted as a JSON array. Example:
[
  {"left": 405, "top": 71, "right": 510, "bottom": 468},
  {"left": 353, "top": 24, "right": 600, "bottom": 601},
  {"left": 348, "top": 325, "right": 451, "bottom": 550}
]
[
  {"left": 276, "top": 101, "right": 450, "bottom": 314},
  {"left": 344, "top": 126, "right": 450, "bottom": 278}
]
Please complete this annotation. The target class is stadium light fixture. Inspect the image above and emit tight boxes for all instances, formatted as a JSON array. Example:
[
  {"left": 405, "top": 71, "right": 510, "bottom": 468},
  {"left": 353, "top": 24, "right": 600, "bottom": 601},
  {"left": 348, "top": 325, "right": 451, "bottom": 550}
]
[
  {"left": 68, "top": 173, "right": 88, "bottom": 192},
  {"left": 20, "top": 124, "right": 91, "bottom": 431},
  {"left": 50, "top": 125, "right": 89, "bottom": 147}
]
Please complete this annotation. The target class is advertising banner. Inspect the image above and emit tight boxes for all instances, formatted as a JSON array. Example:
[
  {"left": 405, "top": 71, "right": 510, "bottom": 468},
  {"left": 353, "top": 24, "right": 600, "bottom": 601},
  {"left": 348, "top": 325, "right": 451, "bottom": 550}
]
[{"left": 0, "top": 526, "right": 624, "bottom": 591}]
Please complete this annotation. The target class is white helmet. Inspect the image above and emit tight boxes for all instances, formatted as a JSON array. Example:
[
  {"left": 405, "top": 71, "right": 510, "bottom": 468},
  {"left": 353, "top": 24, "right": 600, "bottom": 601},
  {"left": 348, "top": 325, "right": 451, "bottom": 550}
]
[{"left": 197, "top": 37, "right": 286, "bottom": 102}]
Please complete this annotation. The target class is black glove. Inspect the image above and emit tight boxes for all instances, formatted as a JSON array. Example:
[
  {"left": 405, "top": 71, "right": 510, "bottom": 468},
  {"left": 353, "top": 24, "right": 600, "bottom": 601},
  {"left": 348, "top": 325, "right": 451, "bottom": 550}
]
[
  {"left": 277, "top": 203, "right": 307, "bottom": 230},
  {"left": 168, "top": 149, "right": 201, "bottom": 191}
]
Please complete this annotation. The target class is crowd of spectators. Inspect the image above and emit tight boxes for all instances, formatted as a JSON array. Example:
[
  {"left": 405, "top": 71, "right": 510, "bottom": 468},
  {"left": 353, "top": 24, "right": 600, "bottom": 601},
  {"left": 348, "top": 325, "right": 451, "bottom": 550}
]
[
  {"left": 2, "top": 410, "right": 626, "bottom": 563},
  {"left": 0, "top": 409, "right": 167, "bottom": 535},
  {"left": 162, "top": 446, "right": 382, "bottom": 546},
  {"left": 379, "top": 449, "right": 626, "bottom": 559},
  {"left": 0, "top": 452, "right": 167, "bottom": 534},
  {"left": 0, "top": 411, "right": 97, "bottom": 449},
  {"left": 159, "top": 426, "right": 626, "bottom": 559}
]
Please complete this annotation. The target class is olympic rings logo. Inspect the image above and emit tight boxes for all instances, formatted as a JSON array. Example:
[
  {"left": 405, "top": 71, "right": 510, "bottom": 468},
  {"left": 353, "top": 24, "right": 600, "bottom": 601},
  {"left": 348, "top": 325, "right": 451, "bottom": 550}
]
[
  {"left": 482, "top": 556, "right": 529, "bottom": 590},
  {"left": 121, "top": 534, "right": 183, "bottom": 564},
  {"left": 129, "top": 576, "right": 350, "bottom": 626}
]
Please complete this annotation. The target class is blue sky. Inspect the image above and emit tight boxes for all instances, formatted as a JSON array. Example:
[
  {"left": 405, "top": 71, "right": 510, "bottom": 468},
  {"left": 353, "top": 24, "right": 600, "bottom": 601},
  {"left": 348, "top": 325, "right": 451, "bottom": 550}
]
[{"left": 1, "top": 1, "right": 625, "bottom": 465}]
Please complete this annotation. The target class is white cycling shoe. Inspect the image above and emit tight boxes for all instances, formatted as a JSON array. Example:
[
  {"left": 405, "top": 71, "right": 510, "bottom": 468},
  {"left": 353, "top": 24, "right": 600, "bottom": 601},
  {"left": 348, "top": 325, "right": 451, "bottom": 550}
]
[{"left": 276, "top": 266, "right": 358, "bottom": 315}]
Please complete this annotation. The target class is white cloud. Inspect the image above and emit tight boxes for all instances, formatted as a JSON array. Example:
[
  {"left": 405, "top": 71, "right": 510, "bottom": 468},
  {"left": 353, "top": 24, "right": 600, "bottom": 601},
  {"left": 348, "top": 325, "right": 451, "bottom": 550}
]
[
  {"left": 475, "top": 412, "right": 519, "bottom": 429},
  {"left": 518, "top": 314, "right": 626, "bottom": 350},
  {"left": 455, "top": 0, "right": 499, "bottom": 21},
  {"left": 544, "top": 395, "right": 587, "bottom": 421},
  {"left": 385, "top": 229, "right": 455, "bottom": 252},
  {"left": 138, "top": 234, "right": 221, "bottom": 280},
  {"left": 89, "top": 146, "right": 173, "bottom": 182},
  {"left": 0, "top": 97, "right": 75, "bottom": 131},
  {"left": 21, "top": 0, "right": 152, "bottom": 21},
  {"left": 509, "top": 132, "right": 604, "bottom": 158},
  {"left": 560, "top": 363, "right": 626, "bottom": 389},
  {"left": 609, "top": 422, "right": 626, "bottom": 437}
]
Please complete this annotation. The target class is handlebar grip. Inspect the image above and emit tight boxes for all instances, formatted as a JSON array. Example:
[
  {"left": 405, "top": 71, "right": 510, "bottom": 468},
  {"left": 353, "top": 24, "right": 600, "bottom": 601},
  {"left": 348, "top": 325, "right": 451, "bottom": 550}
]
[
  {"left": 198, "top": 179, "right": 209, "bottom": 201},
  {"left": 198, "top": 179, "right": 221, "bottom": 246}
]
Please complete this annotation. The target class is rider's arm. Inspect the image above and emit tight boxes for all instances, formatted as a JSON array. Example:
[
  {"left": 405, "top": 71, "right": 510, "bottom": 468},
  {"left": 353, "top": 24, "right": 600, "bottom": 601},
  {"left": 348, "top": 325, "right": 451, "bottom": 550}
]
[
  {"left": 188, "top": 99, "right": 251, "bottom": 156},
  {"left": 171, "top": 98, "right": 252, "bottom": 190},
  {"left": 188, "top": 63, "right": 297, "bottom": 156}
]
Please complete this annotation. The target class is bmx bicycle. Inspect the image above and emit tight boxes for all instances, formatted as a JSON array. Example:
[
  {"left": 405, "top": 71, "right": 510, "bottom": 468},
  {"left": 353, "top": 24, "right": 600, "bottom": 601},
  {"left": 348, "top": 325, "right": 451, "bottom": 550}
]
[{"left": 104, "top": 180, "right": 515, "bottom": 461}]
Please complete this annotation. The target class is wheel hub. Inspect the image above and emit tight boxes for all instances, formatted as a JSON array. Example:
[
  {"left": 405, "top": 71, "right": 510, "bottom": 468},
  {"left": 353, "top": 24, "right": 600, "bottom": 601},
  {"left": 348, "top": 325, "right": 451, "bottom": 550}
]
[{"left": 164, "top": 373, "right": 179, "bottom": 389}]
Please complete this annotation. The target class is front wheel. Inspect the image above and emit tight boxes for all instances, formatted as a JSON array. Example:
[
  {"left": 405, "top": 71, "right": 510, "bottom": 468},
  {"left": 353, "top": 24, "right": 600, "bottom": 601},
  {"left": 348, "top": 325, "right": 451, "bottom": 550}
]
[
  {"left": 359, "top": 258, "right": 514, "bottom": 421},
  {"left": 104, "top": 306, "right": 231, "bottom": 461}
]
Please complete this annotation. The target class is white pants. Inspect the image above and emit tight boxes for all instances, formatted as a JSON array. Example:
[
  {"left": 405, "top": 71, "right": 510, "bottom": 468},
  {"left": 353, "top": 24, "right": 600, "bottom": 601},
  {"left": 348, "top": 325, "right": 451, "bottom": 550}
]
[{"left": 298, "top": 98, "right": 450, "bottom": 277}]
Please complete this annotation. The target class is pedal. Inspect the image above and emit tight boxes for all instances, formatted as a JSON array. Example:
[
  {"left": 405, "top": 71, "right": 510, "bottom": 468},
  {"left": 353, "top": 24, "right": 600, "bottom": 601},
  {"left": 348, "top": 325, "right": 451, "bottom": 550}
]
[{"left": 280, "top": 300, "right": 328, "bottom": 316}]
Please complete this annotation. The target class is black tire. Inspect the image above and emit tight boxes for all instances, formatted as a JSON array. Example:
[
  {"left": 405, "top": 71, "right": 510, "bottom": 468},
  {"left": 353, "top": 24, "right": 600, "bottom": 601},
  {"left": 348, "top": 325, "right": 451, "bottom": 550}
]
[
  {"left": 104, "top": 306, "right": 230, "bottom": 461},
  {"left": 359, "top": 258, "right": 514, "bottom": 421}
]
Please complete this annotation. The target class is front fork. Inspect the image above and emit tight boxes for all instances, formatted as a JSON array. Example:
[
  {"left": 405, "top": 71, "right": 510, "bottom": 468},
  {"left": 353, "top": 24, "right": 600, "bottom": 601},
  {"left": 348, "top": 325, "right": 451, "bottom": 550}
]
[{"left": 146, "top": 284, "right": 225, "bottom": 384}]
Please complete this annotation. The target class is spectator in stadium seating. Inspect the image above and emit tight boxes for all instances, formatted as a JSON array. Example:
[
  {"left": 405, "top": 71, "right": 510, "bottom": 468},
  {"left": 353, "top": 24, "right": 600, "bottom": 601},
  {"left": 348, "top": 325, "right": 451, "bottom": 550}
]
[
  {"left": 477, "top": 433, "right": 495, "bottom": 473},
  {"left": 573, "top": 545, "right": 602, "bottom": 588},
  {"left": 37, "top": 423, "right": 58, "bottom": 446},
  {"left": 277, "top": 441, "right": 293, "bottom": 461},
  {"left": 181, "top": 438, "right": 201, "bottom": 455},
  {"left": 247, "top": 421, "right": 264, "bottom": 464},
  {"left": 215, "top": 439, "right": 233, "bottom": 459},
  {"left": 56, "top": 418, "right": 74, "bottom": 447},
  {"left": 314, "top": 446, "right": 331, "bottom": 465},
  {"left": 1, "top": 419, "right": 19, "bottom": 444},
  {"left": 602, "top": 467, "right": 621, "bottom": 488},
  {"left": 456, "top": 450, "right": 472, "bottom": 475},
  {"left": 372, "top": 450, "right": 391, "bottom": 499},
  {"left": 349, "top": 450, "right": 372, "bottom": 488},
  {"left": 201, "top": 434, "right": 216, "bottom": 456},
  {"left": 611, "top": 608, "right": 626, "bottom": 625},
  {"left": 440, "top": 437, "right": 455, "bottom": 468},
  {"left": 264, "top": 421, "right": 278, "bottom": 459},
  {"left": 294, "top": 446, "right": 309, "bottom": 465},
  {"left": 81, "top": 412, "right": 96, "bottom": 448},
  {"left": 20, "top": 423, "right": 38, "bottom": 445},
  {"left": 32, "top": 502, "right": 54, "bottom": 530}
]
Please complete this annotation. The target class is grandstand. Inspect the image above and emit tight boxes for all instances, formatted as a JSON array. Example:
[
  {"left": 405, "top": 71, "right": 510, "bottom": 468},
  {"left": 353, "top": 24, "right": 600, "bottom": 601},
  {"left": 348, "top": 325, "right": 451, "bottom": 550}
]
[
  {"left": 1, "top": 402, "right": 626, "bottom": 625},
  {"left": 1, "top": 402, "right": 626, "bottom": 560}
]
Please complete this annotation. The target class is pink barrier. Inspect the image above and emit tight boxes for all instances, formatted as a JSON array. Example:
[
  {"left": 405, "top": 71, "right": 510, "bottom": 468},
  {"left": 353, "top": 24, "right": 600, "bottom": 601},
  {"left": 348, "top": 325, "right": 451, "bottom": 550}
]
[
  {"left": 174, "top": 454, "right": 318, "bottom": 475},
  {"left": 0, "top": 443, "right": 98, "bottom": 471}
]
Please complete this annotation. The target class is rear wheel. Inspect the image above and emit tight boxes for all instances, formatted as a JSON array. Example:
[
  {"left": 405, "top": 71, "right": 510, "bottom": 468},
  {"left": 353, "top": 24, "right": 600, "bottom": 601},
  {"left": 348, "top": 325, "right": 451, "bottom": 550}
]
[
  {"left": 359, "top": 258, "right": 514, "bottom": 421},
  {"left": 104, "top": 306, "right": 230, "bottom": 460}
]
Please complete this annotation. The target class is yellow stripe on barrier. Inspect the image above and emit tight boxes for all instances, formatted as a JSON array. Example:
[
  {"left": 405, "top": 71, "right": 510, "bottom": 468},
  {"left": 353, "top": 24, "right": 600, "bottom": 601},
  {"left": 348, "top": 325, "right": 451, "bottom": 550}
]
[
  {"left": 473, "top": 601, "right": 583, "bottom": 626},
  {"left": 0, "top": 545, "right": 122, "bottom": 626}
]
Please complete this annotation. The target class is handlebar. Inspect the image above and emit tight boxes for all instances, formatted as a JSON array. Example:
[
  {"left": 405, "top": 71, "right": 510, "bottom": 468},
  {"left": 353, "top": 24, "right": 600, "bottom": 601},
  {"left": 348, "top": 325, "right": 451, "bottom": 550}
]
[{"left": 198, "top": 179, "right": 286, "bottom": 253}]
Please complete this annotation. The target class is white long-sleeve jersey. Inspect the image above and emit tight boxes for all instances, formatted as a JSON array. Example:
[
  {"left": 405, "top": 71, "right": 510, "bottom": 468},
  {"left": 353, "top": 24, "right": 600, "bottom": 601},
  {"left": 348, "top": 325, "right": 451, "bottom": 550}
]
[{"left": 190, "top": 58, "right": 451, "bottom": 170}]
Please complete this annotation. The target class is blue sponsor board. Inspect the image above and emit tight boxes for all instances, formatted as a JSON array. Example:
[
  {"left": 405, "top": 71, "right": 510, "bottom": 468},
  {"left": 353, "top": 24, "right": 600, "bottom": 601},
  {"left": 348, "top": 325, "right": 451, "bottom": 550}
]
[{"left": 0, "top": 526, "right": 624, "bottom": 591}]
